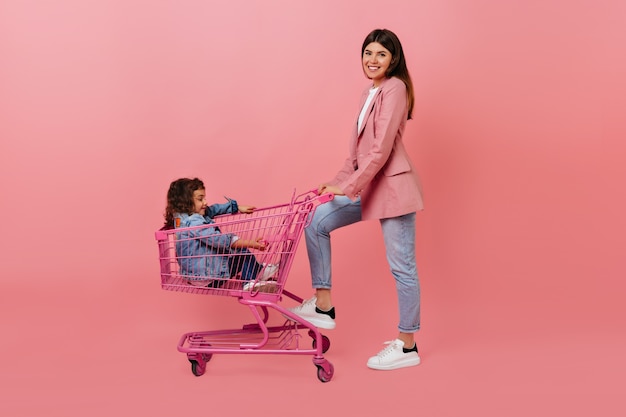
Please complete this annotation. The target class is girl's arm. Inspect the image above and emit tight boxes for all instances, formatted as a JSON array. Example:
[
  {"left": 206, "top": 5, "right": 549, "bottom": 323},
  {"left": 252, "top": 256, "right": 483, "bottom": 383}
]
[
  {"left": 230, "top": 237, "right": 267, "bottom": 251},
  {"left": 204, "top": 198, "right": 239, "bottom": 219},
  {"left": 180, "top": 214, "right": 235, "bottom": 250},
  {"left": 237, "top": 204, "right": 256, "bottom": 213},
  {"left": 206, "top": 198, "right": 257, "bottom": 217}
]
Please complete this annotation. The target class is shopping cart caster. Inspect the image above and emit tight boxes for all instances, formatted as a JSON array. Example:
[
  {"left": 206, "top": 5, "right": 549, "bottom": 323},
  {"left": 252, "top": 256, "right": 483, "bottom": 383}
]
[
  {"left": 187, "top": 352, "right": 212, "bottom": 377},
  {"left": 313, "top": 358, "right": 334, "bottom": 383},
  {"left": 308, "top": 329, "right": 331, "bottom": 353}
]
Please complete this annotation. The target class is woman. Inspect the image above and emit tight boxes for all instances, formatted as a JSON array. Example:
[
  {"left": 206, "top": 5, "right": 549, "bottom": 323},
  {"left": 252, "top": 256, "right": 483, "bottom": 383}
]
[{"left": 288, "top": 29, "right": 424, "bottom": 370}]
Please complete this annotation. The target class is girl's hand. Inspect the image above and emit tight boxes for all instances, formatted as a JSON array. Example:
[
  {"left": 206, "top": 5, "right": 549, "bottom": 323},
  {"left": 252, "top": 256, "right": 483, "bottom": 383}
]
[
  {"left": 318, "top": 184, "right": 345, "bottom": 196},
  {"left": 249, "top": 237, "right": 267, "bottom": 251},
  {"left": 238, "top": 205, "right": 256, "bottom": 214},
  {"left": 231, "top": 237, "right": 266, "bottom": 251}
]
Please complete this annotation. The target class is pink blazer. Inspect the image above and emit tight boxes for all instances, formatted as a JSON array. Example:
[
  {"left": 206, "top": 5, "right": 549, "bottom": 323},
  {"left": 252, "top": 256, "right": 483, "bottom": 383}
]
[{"left": 330, "top": 76, "right": 424, "bottom": 220}]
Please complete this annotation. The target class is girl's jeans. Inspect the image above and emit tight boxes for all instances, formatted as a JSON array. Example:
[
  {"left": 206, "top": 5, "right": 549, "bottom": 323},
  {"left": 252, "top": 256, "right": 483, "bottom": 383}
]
[
  {"left": 305, "top": 195, "right": 420, "bottom": 333},
  {"left": 229, "top": 249, "right": 261, "bottom": 281}
]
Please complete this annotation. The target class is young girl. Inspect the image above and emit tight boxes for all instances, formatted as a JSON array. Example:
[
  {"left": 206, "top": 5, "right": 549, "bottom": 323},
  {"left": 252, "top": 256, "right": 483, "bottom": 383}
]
[{"left": 164, "top": 177, "right": 277, "bottom": 290}]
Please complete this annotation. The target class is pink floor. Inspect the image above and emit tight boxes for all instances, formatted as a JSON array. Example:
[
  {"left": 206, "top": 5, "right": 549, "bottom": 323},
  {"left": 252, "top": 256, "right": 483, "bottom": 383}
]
[{"left": 2, "top": 275, "right": 623, "bottom": 417}]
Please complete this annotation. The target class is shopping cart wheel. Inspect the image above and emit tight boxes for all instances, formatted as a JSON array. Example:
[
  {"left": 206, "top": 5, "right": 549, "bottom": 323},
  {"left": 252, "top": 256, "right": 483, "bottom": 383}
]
[
  {"left": 308, "top": 329, "right": 331, "bottom": 353},
  {"left": 189, "top": 359, "right": 206, "bottom": 377},
  {"left": 187, "top": 352, "right": 211, "bottom": 377},
  {"left": 314, "top": 360, "right": 334, "bottom": 383}
]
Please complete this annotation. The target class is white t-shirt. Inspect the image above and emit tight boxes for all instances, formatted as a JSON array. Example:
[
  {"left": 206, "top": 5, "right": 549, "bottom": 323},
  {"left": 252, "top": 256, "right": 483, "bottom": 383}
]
[{"left": 358, "top": 87, "right": 379, "bottom": 132}]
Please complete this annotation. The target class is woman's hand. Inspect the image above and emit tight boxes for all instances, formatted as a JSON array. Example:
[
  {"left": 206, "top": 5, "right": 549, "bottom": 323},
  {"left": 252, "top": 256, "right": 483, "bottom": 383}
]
[
  {"left": 238, "top": 205, "right": 256, "bottom": 214},
  {"left": 318, "top": 184, "right": 345, "bottom": 196}
]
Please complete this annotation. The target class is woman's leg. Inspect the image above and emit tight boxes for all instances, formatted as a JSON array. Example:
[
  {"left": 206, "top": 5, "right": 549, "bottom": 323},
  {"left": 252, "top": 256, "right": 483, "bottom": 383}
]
[
  {"left": 380, "top": 213, "right": 420, "bottom": 339},
  {"left": 288, "top": 196, "right": 361, "bottom": 328},
  {"left": 306, "top": 196, "right": 362, "bottom": 296},
  {"left": 366, "top": 213, "right": 421, "bottom": 370}
]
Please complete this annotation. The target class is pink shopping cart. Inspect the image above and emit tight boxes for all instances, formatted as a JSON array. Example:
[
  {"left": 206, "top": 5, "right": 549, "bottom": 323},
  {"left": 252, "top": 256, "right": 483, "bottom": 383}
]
[{"left": 155, "top": 190, "right": 335, "bottom": 382}]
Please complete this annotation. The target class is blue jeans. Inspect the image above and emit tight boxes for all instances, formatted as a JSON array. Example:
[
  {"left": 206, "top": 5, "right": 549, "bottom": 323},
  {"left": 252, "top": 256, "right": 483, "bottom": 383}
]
[
  {"left": 305, "top": 195, "right": 420, "bottom": 333},
  {"left": 229, "top": 249, "right": 261, "bottom": 281}
]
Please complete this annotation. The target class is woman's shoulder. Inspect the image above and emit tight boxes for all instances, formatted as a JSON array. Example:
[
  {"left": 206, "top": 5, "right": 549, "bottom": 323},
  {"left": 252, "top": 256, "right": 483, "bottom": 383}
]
[{"left": 382, "top": 77, "right": 406, "bottom": 90}]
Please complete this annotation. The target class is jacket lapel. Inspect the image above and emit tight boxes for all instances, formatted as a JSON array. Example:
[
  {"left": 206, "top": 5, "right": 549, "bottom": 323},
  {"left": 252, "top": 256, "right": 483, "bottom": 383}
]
[{"left": 357, "top": 86, "right": 381, "bottom": 137}]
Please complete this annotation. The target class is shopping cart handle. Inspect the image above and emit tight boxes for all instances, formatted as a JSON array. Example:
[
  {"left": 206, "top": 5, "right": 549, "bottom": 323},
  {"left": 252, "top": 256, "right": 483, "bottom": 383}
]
[{"left": 317, "top": 192, "right": 334, "bottom": 204}]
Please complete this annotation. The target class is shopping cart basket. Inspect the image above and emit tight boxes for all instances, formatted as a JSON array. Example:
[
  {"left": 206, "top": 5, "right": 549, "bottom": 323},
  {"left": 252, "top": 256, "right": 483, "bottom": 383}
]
[{"left": 155, "top": 190, "right": 335, "bottom": 382}]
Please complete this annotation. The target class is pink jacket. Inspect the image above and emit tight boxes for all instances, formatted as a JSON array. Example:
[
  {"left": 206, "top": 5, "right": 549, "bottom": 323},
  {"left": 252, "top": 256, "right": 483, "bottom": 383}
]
[{"left": 331, "top": 76, "right": 424, "bottom": 220}]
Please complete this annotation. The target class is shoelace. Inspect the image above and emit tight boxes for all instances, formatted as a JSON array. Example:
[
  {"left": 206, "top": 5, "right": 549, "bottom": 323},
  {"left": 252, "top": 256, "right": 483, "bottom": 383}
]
[
  {"left": 294, "top": 297, "right": 317, "bottom": 312},
  {"left": 375, "top": 340, "right": 402, "bottom": 358}
]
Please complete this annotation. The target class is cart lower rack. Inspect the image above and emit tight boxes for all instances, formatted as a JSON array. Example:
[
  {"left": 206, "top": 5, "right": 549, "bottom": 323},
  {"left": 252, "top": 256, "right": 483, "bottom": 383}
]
[{"left": 155, "top": 190, "right": 334, "bottom": 382}]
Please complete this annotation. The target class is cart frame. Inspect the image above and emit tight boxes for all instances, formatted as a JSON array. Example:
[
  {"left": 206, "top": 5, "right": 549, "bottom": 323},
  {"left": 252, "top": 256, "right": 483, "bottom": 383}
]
[{"left": 155, "top": 190, "right": 334, "bottom": 382}]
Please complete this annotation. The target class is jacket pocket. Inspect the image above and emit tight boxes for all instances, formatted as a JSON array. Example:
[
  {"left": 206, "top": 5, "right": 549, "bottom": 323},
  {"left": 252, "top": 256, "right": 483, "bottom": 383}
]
[{"left": 383, "top": 156, "right": 411, "bottom": 177}]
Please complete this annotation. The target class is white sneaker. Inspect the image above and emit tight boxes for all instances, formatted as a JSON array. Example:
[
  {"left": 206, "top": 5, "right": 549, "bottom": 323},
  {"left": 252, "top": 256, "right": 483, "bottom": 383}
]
[
  {"left": 242, "top": 264, "right": 279, "bottom": 292},
  {"left": 242, "top": 280, "right": 277, "bottom": 292},
  {"left": 286, "top": 296, "right": 336, "bottom": 329},
  {"left": 366, "top": 339, "right": 421, "bottom": 370},
  {"left": 260, "top": 263, "right": 279, "bottom": 280}
]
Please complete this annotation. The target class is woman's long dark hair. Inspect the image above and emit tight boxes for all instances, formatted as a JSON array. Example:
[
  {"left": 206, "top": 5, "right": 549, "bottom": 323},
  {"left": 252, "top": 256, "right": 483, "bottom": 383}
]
[
  {"left": 361, "top": 29, "right": 415, "bottom": 120},
  {"left": 163, "top": 177, "right": 204, "bottom": 228}
]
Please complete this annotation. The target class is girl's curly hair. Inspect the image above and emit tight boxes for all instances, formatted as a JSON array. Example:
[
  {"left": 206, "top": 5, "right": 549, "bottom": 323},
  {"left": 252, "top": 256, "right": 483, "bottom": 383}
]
[{"left": 163, "top": 177, "right": 205, "bottom": 228}]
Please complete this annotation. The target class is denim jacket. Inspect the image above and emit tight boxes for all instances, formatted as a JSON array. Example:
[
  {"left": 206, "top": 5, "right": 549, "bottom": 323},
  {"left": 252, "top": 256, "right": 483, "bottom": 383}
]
[{"left": 174, "top": 199, "right": 239, "bottom": 280}]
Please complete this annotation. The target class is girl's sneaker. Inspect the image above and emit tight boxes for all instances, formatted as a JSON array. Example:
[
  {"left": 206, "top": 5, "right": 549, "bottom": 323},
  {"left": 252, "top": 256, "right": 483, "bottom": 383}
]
[
  {"left": 242, "top": 264, "right": 279, "bottom": 292},
  {"left": 260, "top": 263, "right": 279, "bottom": 280},
  {"left": 242, "top": 280, "right": 277, "bottom": 292}
]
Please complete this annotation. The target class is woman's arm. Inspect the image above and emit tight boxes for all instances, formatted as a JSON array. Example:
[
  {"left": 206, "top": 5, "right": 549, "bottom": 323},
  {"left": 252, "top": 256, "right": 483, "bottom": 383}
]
[{"left": 336, "top": 79, "right": 407, "bottom": 199}]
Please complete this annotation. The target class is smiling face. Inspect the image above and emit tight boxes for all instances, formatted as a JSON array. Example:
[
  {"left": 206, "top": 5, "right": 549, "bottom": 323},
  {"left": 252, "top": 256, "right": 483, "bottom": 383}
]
[
  {"left": 362, "top": 42, "right": 392, "bottom": 87},
  {"left": 192, "top": 189, "right": 207, "bottom": 215}
]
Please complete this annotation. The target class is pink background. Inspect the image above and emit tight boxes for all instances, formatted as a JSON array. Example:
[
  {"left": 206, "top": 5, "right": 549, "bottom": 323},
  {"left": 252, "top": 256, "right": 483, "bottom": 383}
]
[{"left": 1, "top": 0, "right": 625, "bottom": 415}]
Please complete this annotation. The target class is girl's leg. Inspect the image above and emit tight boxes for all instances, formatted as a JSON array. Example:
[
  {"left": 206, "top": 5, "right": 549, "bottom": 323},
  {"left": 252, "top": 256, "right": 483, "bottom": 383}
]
[
  {"left": 380, "top": 213, "right": 420, "bottom": 339},
  {"left": 229, "top": 249, "right": 261, "bottom": 281}
]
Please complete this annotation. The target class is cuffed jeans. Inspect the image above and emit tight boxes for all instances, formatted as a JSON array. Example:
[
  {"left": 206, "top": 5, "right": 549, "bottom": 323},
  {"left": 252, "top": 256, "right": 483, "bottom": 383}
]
[{"left": 305, "top": 195, "right": 420, "bottom": 333}]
